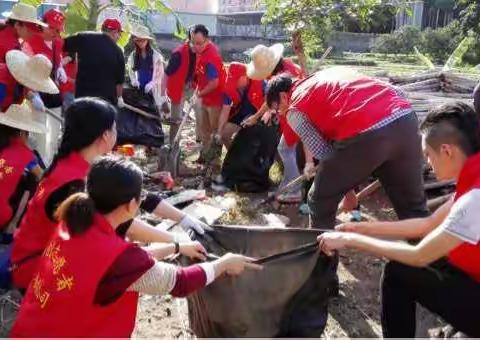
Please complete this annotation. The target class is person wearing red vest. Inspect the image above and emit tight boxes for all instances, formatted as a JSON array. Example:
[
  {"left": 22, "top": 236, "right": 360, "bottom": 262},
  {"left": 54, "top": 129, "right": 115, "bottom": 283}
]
[
  {"left": 317, "top": 102, "right": 480, "bottom": 337},
  {"left": 0, "top": 3, "right": 46, "bottom": 63},
  {"left": 23, "top": 8, "right": 67, "bottom": 165},
  {"left": 11, "top": 156, "right": 260, "bottom": 337},
  {"left": 11, "top": 98, "right": 212, "bottom": 290},
  {"left": 0, "top": 103, "right": 44, "bottom": 240},
  {"left": 191, "top": 24, "right": 226, "bottom": 162},
  {"left": 243, "top": 43, "right": 307, "bottom": 203},
  {"left": 216, "top": 62, "right": 265, "bottom": 149},
  {"left": 266, "top": 67, "right": 428, "bottom": 229},
  {"left": 165, "top": 38, "right": 196, "bottom": 144}
]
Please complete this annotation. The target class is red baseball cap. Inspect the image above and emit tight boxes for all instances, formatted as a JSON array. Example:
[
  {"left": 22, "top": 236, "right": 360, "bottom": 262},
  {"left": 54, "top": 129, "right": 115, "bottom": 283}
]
[
  {"left": 102, "top": 18, "right": 122, "bottom": 32},
  {"left": 43, "top": 9, "right": 65, "bottom": 32}
]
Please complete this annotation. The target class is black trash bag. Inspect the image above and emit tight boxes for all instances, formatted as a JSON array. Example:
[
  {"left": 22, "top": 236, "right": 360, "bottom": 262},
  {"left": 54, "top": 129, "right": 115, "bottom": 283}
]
[
  {"left": 116, "top": 87, "right": 164, "bottom": 147},
  {"left": 184, "top": 225, "right": 335, "bottom": 337},
  {"left": 221, "top": 124, "right": 280, "bottom": 193}
]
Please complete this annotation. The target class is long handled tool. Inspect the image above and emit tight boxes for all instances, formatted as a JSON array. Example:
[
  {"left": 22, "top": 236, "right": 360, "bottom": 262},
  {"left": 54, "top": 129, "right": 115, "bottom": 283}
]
[
  {"left": 157, "top": 99, "right": 194, "bottom": 177},
  {"left": 123, "top": 102, "right": 161, "bottom": 122},
  {"left": 45, "top": 108, "right": 64, "bottom": 124}
]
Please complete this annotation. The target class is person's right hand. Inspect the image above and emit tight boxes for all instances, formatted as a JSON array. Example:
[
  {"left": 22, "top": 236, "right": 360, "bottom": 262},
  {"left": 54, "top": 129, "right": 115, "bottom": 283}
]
[
  {"left": 241, "top": 115, "right": 258, "bottom": 127},
  {"left": 179, "top": 241, "right": 207, "bottom": 261},
  {"left": 30, "top": 93, "right": 46, "bottom": 112},
  {"left": 261, "top": 111, "right": 273, "bottom": 125},
  {"left": 303, "top": 162, "right": 316, "bottom": 179},
  {"left": 131, "top": 78, "right": 140, "bottom": 88},
  {"left": 216, "top": 253, "right": 263, "bottom": 276}
]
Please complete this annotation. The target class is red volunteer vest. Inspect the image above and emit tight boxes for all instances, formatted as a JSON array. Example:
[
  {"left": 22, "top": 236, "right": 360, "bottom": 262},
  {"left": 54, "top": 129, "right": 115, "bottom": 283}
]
[
  {"left": 59, "top": 59, "right": 77, "bottom": 95},
  {"left": 279, "top": 58, "right": 304, "bottom": 79},
  {"left": 195, "top": 42, "right": 225, "bottom": 107},
  {"left": 11, "top": 214, "right": 139, "bottom": 337},
  {"left": 226, "top": 79, "right": 264, "bottom": 117},
  {"left": 166, "top": 43, "right": 190, "bottom": 104},
  {"left": 448, "top": 152, "right": 480, "bottom": 282},
  {"left": 0, "top": 26, "right": 20, "bottom": 63},
  {"left": 12, "top": 152, "right": 90, "bottom": 289},
  {"left": 0, "top": 63, "right": 23, "bottom": 111},
  {"left": 23, "top": 35, "right": 63, "bottom": 72},
  {"left": 288, "top": 72, "right": 412, "bottom": 141},
  {"left": 0, "top": 138, "right": 33, "bottom": 228}
]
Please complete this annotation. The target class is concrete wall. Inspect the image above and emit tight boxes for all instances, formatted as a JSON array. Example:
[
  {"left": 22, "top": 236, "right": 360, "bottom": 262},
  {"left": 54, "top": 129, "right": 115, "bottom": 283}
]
[{"left": 327, "top": 31, "right": 383, "bottom": 53}]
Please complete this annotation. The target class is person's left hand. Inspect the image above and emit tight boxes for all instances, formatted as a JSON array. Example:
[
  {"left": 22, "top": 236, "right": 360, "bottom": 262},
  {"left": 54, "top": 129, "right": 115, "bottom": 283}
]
[
  {"left": 317, "top": 232, "right": 352, "bottom": 256},
  {"left": 338, "top": 191, "right": 359, "bottom": 213},
  {"left": 145, "top": 81, "right": 155, "bottom": 94},
  {"left": 56, "top": 66, "right": 68, "bottom": 84},
  {"left": 179, "top": 215, "right": 212, "bottom": 235},
  {"left": 179, "top": 241, "right": 208, "bottom": 261},
  {"left": 261, "top": 110, "right": 273, "bottom": 125}
]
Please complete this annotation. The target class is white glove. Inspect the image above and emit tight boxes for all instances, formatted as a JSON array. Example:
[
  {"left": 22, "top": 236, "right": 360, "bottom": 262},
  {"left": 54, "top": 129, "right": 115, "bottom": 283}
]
[
  {"left": 130, "top": 78, "right": 140, "bottom": 88},
  {"left": 30, "top": 93, "right": 45, "bottom": 112},
  {"left": 56, "top": 66, "right": 67, "bottom": 84},
  {"left": 117, "top": 97, "right": 125, "bottom": 108},
  {"left": 144, "top": 81, "right": 155, "bottom": 94},
  {"left": 303, "top": 162, "right": 316, "bottom": 179},
  {"left": 61, "top": 56, "right": 72, "bottom": 67},
  {"left": 179, "top": 215, "right": 210, "bottom": 235}
]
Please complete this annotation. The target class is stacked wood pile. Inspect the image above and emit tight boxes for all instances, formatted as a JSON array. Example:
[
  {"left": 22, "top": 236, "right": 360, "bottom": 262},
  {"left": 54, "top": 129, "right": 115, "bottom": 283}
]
[{"left": 388, "top": 70, "right": 480, "bottom": 121}]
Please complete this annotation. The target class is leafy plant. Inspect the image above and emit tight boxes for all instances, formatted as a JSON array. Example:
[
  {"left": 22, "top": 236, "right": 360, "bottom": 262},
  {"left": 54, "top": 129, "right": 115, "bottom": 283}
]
[{"left": 373, "top": 26, "right": 422, "bottom": 55}]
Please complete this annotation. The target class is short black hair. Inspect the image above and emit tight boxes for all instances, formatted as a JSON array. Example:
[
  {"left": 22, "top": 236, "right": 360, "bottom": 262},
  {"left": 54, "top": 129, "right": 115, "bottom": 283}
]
[
  {"left": 420, "top": 102, "right": 480, "bottom": 156},
  {"left": 266, "top": 75, "right": 294, "bottom": 108},
  {"left": 192, "top": 24, "right": 209, "bottom": 38}
]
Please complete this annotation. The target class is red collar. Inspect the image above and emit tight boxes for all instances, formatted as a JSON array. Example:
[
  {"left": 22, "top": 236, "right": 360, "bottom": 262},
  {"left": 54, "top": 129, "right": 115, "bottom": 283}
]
[
  {"left": 64, "top": 152, "right": 90, "bottom": 174},
  {"left": 455, "top": 152, "right": 480, "bottom": 200}
]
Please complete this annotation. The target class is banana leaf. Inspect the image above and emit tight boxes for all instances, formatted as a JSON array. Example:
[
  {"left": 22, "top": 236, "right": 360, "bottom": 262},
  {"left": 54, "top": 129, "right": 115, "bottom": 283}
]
[
  {"left": 443, "top": 37, "right": 474, "bottom": 72},
  {"left": 413, "top": 46, "right": 435, "bottom": 70}
]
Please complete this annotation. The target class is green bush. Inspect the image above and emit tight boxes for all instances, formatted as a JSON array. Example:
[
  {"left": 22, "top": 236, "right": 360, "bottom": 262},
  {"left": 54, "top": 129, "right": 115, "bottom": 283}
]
[
  {"left": 373, "top": 21, "right": 480, "bottom": 66},
  {"left": 373, "top": 26, "right": 422, "bottom": 54}
]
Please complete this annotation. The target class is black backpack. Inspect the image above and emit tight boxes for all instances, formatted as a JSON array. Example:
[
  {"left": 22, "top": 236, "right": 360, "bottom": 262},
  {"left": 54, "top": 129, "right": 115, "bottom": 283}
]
[{"left": 222, "top": 123, "right": 281, "bottom": 193}]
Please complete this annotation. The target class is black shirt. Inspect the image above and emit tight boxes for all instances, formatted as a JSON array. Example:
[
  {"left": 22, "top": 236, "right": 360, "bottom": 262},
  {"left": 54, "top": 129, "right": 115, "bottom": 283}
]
[
  {"left": 164, "top": 49, "right": 196, "bottom": 82},
  {"left": 64, "top": 32, "right": 125, "bottom": 105}
]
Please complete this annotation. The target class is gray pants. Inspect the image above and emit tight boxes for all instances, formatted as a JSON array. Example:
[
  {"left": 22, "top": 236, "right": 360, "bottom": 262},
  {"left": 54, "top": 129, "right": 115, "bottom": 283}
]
[
  {"left": 308, "top": 113, "right": 429, "bottom": 229},
  {"left": 170, "top": 88, "right": 193, "bottom": 145}
]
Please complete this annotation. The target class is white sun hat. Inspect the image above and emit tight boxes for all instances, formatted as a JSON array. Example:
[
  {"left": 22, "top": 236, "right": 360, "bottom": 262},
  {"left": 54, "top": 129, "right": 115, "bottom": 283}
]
[
  {"left": 3, "top": 3, "right": 47, "bottom": 27},
  {"left": 0, "top": 102, "right": 47, "bottom": 134},
  {"left": 130, "top": 23, "right": 153, "bottom": 40},
  {"left": 6, "top": 50, "right": 59, "bottom": 94},
  {"left": 246, "top": 43, "right": 285, "bottom": 80}
]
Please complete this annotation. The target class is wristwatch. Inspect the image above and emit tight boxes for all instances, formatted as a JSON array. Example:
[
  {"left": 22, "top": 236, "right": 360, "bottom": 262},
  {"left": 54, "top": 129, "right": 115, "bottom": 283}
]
[{"left": 174, "top": 242, "right": 180, "bottom": 254}]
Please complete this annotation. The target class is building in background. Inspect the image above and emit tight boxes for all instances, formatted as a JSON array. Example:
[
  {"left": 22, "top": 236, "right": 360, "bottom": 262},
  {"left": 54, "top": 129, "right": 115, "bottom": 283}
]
[{"left": 396, "top": 0, "right": 456, "bottom": 30}]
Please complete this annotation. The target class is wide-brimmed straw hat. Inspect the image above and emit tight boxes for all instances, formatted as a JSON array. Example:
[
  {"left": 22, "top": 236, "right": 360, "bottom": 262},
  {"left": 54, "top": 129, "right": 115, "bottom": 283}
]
[
  {"left": 3, "top": 3, "right": 47, "bottom": 27},
  {"left": 6, "top": 50, "right": 59, "bottom": 94},
  {"left": 0, "top": 102, "right": 46, "bottom": 134},
  {"left": 130, "top": 23, "right": 153, "bottom": 40},
  {"left": 246, "top": 43, "right": 284, "bottom": 80}
]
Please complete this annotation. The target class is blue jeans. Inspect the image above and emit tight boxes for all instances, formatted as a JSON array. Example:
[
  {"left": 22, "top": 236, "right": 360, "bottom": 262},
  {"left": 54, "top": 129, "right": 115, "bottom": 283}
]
[{"left": 277, "top": 136, "right": 301, "bottom": 193}]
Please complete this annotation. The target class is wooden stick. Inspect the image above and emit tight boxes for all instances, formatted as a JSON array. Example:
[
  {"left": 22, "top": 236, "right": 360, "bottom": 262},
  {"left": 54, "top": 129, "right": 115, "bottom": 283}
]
[
  {"left": 356, "top": 180, "right": 381, "bottom": 201},
  {"left": 424, "top": 179, "right": 456, "bottom": 191},
  {"left": 427, "top": 194, "right": 452, "bottom": 211},
  {"left": 123, "top": 102, "right": 161, "bottom": 121}
]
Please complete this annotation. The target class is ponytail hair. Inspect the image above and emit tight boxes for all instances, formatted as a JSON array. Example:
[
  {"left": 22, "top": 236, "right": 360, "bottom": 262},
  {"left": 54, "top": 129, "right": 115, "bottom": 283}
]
[
  {"left": 43, "top": 97, "right": 117, "bottom": 178},
  {"left": 55, "top": 156, "right": 143, "bottom": 236},
  {"left": 55, "top": 192, "right": 95, "bottom": 235}
]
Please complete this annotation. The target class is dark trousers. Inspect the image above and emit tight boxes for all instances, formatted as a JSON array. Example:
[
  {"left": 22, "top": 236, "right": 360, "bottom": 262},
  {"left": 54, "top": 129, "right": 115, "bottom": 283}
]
[
  {"left": 308, "top": 113, "right": 429, "bottom": 229},
  {"left": 381, "top": 260, "right": 480, "bottom": 337}
]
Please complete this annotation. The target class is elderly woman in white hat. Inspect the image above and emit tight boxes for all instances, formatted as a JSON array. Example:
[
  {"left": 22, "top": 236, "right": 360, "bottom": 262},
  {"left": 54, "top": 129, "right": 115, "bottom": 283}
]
[
  {"left": 0, "top": 3, "right": 47, "bottom": 63},
  {"left": 0, "top": 102, "right": 46, "bottom": 241},
  {"left": 127, "top": 24, "right": 168, "bottom": 113},
  {"left": 243, "top": 43, "right": 307, "bottom": 204},
  {"left": 2, "top": 50, "right": 59, "bottom": 165}
]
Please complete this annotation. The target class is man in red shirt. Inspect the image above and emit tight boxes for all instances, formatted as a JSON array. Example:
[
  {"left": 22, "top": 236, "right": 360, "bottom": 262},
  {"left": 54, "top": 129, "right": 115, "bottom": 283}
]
[
  {"left": 0, "top": 3, "right": 46, "bottom": 63},
  {"left": 318, "top": 102, "right": 480, "bottom": 337},
  {"left": 266, "top": 67, "right": 429, "bottom": 229},
  {"left": 191, "top": 24, "right": 225, "bottom": 162}
]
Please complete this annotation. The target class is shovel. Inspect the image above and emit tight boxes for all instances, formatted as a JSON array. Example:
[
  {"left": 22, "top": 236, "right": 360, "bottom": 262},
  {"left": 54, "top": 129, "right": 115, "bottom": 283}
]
[{"left": 157, "top": 99, "right": 193, "bottom": 177}]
